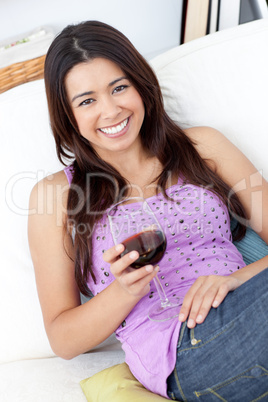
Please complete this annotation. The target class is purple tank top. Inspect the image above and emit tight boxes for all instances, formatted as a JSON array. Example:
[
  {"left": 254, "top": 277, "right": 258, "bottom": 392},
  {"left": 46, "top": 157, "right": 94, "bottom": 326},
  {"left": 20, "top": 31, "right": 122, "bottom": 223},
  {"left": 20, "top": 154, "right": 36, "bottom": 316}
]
[{"left": 64, "top": 165, "right": 245, "bottom": 398}]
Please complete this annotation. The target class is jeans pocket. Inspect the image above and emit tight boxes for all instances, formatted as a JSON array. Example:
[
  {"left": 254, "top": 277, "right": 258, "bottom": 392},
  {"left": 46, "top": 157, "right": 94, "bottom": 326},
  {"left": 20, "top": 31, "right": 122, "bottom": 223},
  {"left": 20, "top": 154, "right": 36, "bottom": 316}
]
[{"left": 194, "top": 365, "right": 268, "bottom": 402}]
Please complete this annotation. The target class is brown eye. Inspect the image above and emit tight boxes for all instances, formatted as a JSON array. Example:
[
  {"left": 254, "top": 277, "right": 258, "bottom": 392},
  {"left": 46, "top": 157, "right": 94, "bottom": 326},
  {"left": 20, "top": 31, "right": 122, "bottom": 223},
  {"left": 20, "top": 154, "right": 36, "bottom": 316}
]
[
  {"left": 113, "top": 85, "right": 128, "bottom": 94},
  {"left": 79, "top": 98, "right": 94, "bottom": 106}
]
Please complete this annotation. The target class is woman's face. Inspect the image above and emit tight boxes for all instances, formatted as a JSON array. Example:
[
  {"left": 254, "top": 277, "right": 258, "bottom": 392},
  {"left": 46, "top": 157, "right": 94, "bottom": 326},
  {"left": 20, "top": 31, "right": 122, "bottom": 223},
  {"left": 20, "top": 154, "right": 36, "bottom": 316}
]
[{"left": 65, "top": 58, "right": 145, "bottom": 160}]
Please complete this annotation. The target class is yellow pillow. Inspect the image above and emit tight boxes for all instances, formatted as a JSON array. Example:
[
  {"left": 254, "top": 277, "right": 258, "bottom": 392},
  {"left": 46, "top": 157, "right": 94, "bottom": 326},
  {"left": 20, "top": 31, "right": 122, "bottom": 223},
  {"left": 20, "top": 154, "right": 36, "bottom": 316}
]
[{"left": 80, "top": 362, "right": 169, "bottom": 401}]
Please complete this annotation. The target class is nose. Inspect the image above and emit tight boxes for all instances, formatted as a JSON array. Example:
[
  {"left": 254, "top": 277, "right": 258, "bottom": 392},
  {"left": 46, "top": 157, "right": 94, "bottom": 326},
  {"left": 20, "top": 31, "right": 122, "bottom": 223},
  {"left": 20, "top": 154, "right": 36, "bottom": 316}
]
[{"left": 100, "top": 95, "right": 121, "bottom": 120}]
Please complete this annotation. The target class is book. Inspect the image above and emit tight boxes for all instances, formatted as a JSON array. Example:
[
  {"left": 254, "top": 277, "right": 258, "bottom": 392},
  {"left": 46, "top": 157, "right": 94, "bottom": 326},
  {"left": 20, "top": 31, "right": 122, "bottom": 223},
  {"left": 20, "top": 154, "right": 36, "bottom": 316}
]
[
  {"left": 183, "top": 0, "right": 210, "bottom": 43},
  {"left": 218, "top": 0, "right": 241, "bottom": 30},
  {"left": 208, "top": 0, "right": 219, "bottom": 34}
]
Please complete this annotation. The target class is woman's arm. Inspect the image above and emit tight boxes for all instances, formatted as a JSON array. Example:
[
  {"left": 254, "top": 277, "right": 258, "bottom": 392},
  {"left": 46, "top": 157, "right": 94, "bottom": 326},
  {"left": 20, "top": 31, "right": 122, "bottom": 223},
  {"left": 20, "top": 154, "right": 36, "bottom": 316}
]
[
  {"left": 28, "top": 171, "right": 157, "bottom": 359},
  {"left": 179, "top": 126, "right": 268, "bottom": 328}
]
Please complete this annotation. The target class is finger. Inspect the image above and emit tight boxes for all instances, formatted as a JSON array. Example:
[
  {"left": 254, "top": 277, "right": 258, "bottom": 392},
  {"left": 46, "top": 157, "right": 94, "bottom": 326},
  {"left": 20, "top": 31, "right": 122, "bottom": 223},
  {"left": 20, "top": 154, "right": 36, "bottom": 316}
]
[
  {"left": 192, "top": 287, "right": 220, "bottom": 325},
  {"left": 127, "top": 265, "right": 160, "bottom": 296},
  {"left": 178, "top": 279, "right": 204, "bottom": 323},
  {"left": 179, "top": 276, "right": 214, "bottom": 326},
  {"left": 103, "top": 244, "right": 125, "bottom": 264},
  {"left": 188, "top": 280, "right": 231, "bottom": 327},
  {"left": 124, "top": 264, "right": 159, "bottom": 286},
  {"left": 110, "top": 250, "right": 140, "bottom": 277},
  {"left": 186, "top": 290, "right": 209, "bottom": 328},
  {"left": 212, "top": 282, "right": 230, "bottom": 308}
]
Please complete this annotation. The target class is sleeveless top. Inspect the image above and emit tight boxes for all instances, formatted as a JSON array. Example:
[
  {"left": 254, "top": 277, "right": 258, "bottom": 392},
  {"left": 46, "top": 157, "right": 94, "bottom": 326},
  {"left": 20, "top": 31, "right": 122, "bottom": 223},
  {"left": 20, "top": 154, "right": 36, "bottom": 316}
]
[{"left": 64, "top": 165, "right": 245, "bottom": 398}]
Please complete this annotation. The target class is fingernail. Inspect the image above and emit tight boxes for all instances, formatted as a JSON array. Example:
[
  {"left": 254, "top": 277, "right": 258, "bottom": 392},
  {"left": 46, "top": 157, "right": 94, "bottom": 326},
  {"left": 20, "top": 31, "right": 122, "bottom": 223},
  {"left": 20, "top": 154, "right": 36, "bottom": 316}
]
[
  {"left": 187, "top": 319, "right": 195, "bottom": 328},
  {"left": 129, "top": 251, "right": 138, "bottom": 260},
  {"left": 178, "top": 313, "right": 185, "bottom": 322},
  {"left": 213, "top": 300, "right": 219, "bottom": 307},
  {"left": 154, "top": 265, "right": 159, "bottom": 272},
  {"left": 145, "top": 265, "right": 153, "bottom": 272},
  {"left": 196, "top": 314, "right": 203, "bottom": 323},
  {"left": 115, "top": 244, "right": 123, "bottom": 252}
]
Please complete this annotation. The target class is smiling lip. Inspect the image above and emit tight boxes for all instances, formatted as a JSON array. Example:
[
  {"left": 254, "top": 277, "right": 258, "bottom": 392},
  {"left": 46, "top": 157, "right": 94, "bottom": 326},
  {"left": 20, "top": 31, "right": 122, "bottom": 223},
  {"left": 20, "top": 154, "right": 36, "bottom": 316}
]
[{"left": 98, "top": 117, "right": 130, "bottom": 138}]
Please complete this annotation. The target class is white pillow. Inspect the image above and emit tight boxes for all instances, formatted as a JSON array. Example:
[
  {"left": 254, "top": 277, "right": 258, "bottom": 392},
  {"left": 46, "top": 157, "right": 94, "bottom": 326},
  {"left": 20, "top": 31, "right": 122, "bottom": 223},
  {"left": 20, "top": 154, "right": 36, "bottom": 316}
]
[
  {"left": 151, "top": 19, "right": 268, "bottom": 180},
  {"left": 0, "top": 80, "right": 63, "bottom": 363}
]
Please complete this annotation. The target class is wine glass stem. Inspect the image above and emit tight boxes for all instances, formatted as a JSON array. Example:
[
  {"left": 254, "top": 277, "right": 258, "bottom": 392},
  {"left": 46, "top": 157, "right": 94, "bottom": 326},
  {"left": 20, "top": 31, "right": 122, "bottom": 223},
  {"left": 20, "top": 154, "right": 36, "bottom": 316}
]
[{"left": 153, "top": 274, "right": 170, "bottom": 307}]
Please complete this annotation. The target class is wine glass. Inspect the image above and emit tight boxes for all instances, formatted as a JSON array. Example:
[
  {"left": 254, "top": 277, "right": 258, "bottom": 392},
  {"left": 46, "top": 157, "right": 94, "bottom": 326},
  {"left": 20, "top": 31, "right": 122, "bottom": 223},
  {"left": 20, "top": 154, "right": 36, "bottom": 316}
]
[{"left": 107, "top": 197, "right": 181, "bottom": 321}]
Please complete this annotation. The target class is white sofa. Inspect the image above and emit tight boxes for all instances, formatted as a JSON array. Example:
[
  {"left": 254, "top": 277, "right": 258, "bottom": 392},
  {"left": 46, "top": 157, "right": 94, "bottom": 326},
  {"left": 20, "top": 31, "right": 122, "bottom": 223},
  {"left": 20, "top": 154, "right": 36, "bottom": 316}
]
[{"left": 0, "top": 19, "right": 267, "bottom": 402}]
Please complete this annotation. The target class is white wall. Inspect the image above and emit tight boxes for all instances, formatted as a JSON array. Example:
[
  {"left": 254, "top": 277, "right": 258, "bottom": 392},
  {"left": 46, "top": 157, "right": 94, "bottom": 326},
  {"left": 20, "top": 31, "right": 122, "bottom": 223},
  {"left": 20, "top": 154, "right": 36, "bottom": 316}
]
[{"left": 0, "top": 0, "right": 183, "bottom": 59}]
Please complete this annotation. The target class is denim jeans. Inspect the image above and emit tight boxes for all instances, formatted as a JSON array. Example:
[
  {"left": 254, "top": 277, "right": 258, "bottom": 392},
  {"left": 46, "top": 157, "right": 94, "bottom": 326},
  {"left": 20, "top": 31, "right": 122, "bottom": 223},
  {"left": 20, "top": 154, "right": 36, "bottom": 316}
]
[{"left": 167, "top": 268, "right": 268, "bottom": 401}]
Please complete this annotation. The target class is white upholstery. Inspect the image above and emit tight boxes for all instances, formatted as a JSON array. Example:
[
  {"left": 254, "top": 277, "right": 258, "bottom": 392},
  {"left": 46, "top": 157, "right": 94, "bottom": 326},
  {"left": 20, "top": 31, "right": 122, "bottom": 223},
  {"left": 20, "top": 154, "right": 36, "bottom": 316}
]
[
  {"left": 150, "top": 19, "right": 268, "bottom": 180},
  {"left": 0, "top": 19, "right": 267, "bottom": 401}
]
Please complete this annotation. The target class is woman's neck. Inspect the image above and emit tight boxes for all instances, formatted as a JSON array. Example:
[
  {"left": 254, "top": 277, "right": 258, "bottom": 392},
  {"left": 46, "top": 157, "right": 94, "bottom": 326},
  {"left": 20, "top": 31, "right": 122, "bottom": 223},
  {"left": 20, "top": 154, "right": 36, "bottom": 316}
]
[
  {"left": 93, "top": 141, "right": 176, "bottom": 198},
  {"left": 106, "top": 147, "right": 163, "bottom": 198}
]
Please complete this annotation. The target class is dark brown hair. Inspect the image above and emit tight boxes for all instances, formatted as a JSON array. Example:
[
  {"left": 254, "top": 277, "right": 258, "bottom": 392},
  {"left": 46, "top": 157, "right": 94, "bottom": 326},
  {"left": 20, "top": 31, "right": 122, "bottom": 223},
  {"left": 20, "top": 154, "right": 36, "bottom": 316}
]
[{"left": 44, "top": 20, "right": 246, "bottom": 296}]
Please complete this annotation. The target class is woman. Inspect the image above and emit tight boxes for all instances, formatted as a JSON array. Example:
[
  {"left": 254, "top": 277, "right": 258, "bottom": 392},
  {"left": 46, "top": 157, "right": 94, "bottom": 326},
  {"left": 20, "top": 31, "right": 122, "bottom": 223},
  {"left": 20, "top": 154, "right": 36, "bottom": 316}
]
[{"left": 28, "top": 21, "right": 268, "bottom": 400}]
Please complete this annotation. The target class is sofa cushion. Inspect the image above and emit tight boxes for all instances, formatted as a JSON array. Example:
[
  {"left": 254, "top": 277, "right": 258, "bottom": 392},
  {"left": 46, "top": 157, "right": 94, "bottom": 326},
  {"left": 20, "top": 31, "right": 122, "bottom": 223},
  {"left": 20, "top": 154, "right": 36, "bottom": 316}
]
[{"left": 0, "top": 347, "right": 124, "bottom": 402}]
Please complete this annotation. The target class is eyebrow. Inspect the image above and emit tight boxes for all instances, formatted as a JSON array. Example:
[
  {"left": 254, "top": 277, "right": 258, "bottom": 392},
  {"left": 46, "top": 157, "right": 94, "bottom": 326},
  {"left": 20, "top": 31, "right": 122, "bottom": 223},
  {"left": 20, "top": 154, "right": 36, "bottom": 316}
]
[{"left": 71, "top": 76, "right": 128, "bottom": 103}]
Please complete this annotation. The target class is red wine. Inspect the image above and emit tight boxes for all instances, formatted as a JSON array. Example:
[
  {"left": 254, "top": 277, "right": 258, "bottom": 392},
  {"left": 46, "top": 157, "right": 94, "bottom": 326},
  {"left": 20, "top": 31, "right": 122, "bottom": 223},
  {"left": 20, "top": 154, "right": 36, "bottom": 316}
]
[{"left": 121, "top": 230, "right": 167, "bottom": 269}]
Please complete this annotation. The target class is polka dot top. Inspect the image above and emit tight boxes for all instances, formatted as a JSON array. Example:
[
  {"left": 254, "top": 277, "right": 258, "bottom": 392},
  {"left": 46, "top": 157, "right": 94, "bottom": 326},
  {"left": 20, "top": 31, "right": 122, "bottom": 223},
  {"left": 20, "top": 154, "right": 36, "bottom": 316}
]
[{"left": 64, "top": 166, "right": 245, "bottom": 398}]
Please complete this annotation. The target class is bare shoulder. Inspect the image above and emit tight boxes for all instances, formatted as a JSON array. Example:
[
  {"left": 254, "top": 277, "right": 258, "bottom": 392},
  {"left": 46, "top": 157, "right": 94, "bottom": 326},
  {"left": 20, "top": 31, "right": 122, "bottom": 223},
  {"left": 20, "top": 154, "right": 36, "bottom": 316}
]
[
  {"left": 29, "top": 169, "right": 69, "bottom": 213},
  {"left": 184, "top": 125, "right": 265, "bottom": 202},
  {"left": 28, "top": 168, "right": 71, "bottom": 249},
  {"left": 184, "top": 126, "right": 232, "bottom": 159},
  {"left": 184, "top": 125, "right": 218, "bottom": 142},
  {"left": 184, "top": 125, "right": 253, "bottom": 173},
  {"left": 184, "top": 126, "right": 268, "bottom": 240},
  {"left": 31, "top": 169, "right": 69, "bottom": 192}
]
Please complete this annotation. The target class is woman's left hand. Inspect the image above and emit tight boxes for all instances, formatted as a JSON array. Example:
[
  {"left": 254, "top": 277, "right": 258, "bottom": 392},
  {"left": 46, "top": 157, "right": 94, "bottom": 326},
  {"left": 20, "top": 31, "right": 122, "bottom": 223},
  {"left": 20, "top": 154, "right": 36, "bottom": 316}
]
[{"left": 178, "top": 275, "right": 243, "bottom": 328}]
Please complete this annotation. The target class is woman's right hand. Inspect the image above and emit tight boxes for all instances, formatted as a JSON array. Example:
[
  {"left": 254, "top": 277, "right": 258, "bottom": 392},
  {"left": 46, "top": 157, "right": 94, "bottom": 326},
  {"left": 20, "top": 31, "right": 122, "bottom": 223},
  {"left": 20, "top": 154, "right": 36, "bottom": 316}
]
[{"left": 103, "top": 244, "right": 159, "bottom": 298}]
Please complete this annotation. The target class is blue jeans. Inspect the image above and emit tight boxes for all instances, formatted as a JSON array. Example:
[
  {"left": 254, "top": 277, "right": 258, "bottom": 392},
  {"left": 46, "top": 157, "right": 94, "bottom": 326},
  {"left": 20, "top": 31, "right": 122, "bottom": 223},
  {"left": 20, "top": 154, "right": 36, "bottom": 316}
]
[{"left": 167, "top": 268, "right": 268, "bottom": 401}]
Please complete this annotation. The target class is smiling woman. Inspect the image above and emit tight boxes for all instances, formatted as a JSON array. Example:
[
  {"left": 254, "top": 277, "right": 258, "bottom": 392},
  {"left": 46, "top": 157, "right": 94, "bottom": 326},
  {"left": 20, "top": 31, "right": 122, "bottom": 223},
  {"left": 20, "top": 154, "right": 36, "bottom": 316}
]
[
  {"left": 28, "top": 20, "right": 268, "bottom": 401},
  {"left": 64, "top": 58, "right": 145, "bottom": 160}
]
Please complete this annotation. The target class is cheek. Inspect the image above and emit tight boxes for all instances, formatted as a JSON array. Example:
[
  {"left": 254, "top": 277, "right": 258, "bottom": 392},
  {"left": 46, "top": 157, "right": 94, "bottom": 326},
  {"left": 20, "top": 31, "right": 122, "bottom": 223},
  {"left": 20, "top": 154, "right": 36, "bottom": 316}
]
[
  {"left": 128, "top": 88, "right": 144, "bottom": 112},
  {"left": 132, "top": 95, "right": 145, "bottom": 120},
  {"left": 73, "top": 111, "right": 96, "bottom": 134}
]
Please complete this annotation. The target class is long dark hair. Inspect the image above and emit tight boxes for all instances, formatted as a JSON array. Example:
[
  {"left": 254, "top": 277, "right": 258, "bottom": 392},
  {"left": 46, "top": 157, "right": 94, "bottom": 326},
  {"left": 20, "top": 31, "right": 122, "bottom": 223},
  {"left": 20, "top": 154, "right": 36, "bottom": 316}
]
[{"left": 44, "top": 20, "right": 246, "bottom": 296}]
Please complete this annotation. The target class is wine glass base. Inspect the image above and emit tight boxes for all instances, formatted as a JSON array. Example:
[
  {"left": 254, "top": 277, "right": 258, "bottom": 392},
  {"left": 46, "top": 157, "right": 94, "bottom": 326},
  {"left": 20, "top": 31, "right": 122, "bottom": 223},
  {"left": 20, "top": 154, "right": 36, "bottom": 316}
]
[{"left": 148, "top": 301, "right": 182, "bottom": 322}]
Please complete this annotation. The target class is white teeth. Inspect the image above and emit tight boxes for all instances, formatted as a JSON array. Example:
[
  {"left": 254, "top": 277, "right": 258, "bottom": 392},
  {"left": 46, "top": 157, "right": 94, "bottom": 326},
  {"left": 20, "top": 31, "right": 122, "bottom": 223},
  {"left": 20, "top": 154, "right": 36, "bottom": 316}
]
[{"left": 100, "top": 118, "right": 128, "bottom": 134}]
